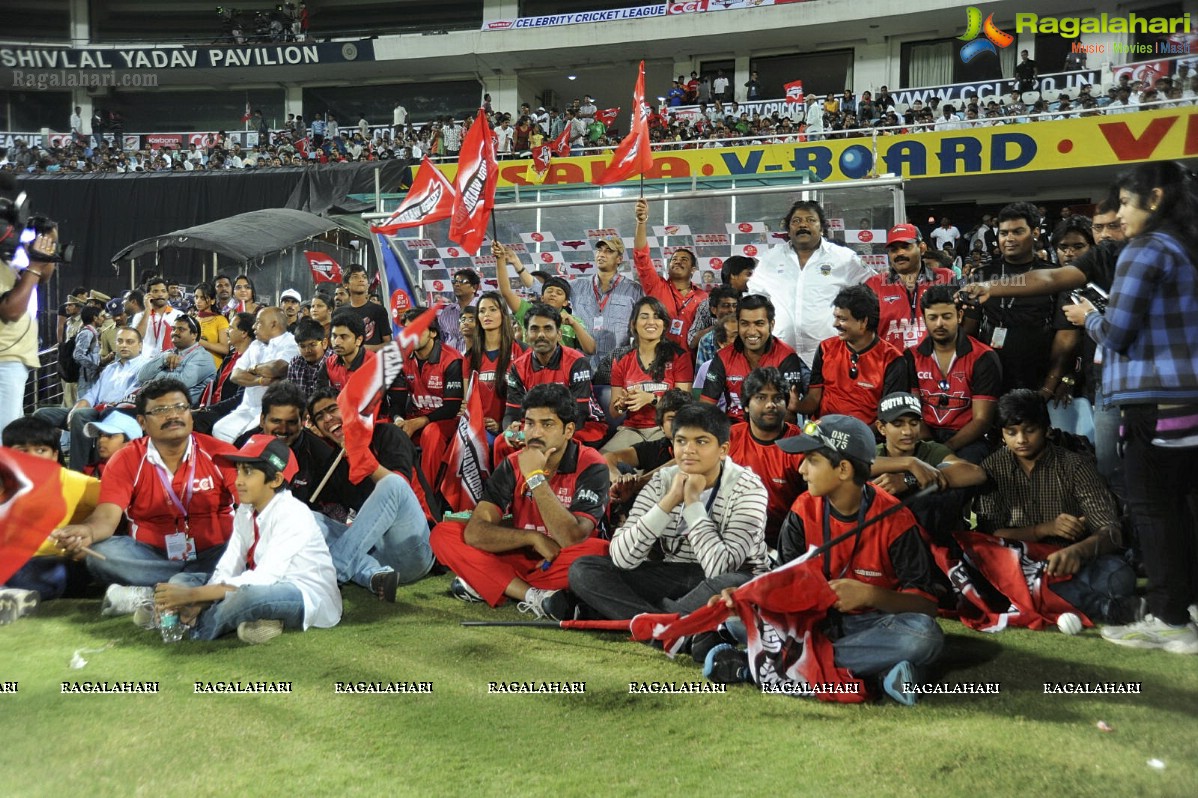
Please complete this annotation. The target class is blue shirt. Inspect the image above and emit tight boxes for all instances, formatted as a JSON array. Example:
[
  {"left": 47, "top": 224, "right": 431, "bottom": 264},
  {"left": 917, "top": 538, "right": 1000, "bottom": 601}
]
[
  {"left": 1085, "top": 230, "right": 1198, "bottom": 405},
  {"left": 82, "top": 353, "right": 147, "bottom": 406},
  {"left": 569, "top": 272, "right": 643, "bottom": 378}
]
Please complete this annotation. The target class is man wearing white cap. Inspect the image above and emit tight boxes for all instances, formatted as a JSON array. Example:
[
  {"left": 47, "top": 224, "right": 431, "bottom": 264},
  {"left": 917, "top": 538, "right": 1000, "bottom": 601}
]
[{"left": 278, "top": 288, "right": 303, "bottom": 332}]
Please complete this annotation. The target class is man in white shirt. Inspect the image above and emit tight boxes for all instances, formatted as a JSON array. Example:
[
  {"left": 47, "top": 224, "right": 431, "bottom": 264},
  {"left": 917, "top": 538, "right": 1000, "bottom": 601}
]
[
  {"left": 392, "top": 103, "right": 408, "bottom": 127},
  {"left": 745, "top": 199, "right": 869, "bottom": 367},
  {"left": 929, "top": 217, "right": 961, "bottom": 251},
  {"left": 803, "top": 95, "right": 824, "bottom": 140},
  {"left": 131, "top": 276, "right": 182, "bottom": 358},
  {"left": 213, "top": 307, "right": 300, "bottom": 443},
  {"left": 495, "top": 118, "right": 515, "bottom": 158}
]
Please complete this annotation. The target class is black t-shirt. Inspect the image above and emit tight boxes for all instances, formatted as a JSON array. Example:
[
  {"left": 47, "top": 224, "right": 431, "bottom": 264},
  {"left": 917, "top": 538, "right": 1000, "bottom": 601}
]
[
  {"left": 232, "top": 428, "right": 336, "bottom": 509},
  {"left": 1050, "top": 240, "right": 1126, "bottom": 401},
  {"left": 967, "top": 257, "right": 1056, "bottom": 393},
  {"left": 319, "top": 424, "right": 417, "bottom": 512},
  {"left": 341, "top": 301, "right": 393, "bottom": 347},
  {"left": 630, "top": 437, "right": 673, "bottom": 472}
]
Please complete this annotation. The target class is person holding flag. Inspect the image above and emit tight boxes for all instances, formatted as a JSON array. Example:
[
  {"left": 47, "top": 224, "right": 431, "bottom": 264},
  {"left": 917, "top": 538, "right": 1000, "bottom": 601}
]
[{"left": 632, "top": 198, "right": 706, "bottom": 350}]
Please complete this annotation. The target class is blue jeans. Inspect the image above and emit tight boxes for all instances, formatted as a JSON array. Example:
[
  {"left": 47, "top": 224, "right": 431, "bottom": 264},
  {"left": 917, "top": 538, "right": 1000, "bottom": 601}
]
[
  {"left": 314, "top": 474, "right": 433, "bottom": 588},
  {"left": 168, "top": 572, "right": 305, "bottom": 640},
  {"left": 1049, "top": 555, "right": 1135, "bottom": 622},
  {"left": 1092, "top": 381, "right": 1122, "bottom": 499},
  {"left": 0, "top": 361, "right": 30, "bottom": 433},
  {"left": 86, "top": 536, "right": 226, "bottom": 586},
  {"left": 829, "top": 611, "right": 944, "bottom": 678}
]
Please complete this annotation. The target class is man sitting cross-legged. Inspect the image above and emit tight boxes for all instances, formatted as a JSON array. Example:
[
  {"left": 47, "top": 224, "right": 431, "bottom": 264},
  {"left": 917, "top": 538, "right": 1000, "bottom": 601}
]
[
  {"left": 430, "top": 383, "right": 611, "bottom": 619},
  {"left": 569, "top": 402, "right": 770, "bottom": 625}
]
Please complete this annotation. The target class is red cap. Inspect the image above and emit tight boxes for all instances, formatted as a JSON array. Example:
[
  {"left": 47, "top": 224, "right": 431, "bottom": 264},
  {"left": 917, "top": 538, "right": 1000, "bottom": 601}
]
[
  {"left": 886, "top": 223, "right": 920, "bottom": 245},
  {"left": 217, "top": 435, "right": 299, "bottom": 482}
]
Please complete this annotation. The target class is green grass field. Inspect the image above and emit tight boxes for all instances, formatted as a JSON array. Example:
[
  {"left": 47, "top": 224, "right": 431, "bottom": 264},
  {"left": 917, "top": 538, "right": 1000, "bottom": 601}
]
[{"left": 2, "top": 574, "right": 1196, "bottom": 798}]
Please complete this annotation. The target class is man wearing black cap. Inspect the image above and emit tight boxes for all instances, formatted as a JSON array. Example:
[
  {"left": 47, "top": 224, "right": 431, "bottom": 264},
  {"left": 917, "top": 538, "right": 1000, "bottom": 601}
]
[
  {"left": 706, "top": 415, "right": 944, "bottom": 704},
  {"left": 137, "top": 315, "right": 216, "bottom": 405}
]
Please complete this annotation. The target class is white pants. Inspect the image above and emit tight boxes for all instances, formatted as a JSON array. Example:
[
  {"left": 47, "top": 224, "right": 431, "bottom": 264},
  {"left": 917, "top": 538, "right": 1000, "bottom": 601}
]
[{"left": 212, "top": 405, "right": 259, "bottom": 443}]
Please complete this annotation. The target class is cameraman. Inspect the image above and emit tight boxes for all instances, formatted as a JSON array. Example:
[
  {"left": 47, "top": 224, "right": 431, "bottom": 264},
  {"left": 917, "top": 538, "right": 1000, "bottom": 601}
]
[{"left": 0, "top": 228, "right": 58, "bottom": 431}]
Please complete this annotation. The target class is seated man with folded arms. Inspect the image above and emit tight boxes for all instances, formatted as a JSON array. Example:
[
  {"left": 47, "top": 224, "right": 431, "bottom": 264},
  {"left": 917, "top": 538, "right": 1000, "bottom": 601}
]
[
  {"left": 431, "top": 383, "right": 611, "bottom": 619},
  {"left": 136, "top": 314, "right": 216, "bottom": 405},
  {"left": 152, "top": 436, "right": 341, "bottom": 645},
  {"left": 976, "top": 389, "right": 1139, "bottom": 624},
  {"left": 570, "top": 403, "right": 769, "bottom": 628}
]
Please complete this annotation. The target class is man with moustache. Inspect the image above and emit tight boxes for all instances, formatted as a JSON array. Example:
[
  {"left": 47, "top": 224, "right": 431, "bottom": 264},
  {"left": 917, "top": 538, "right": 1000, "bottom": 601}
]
[
  {"left": 867, "top": 224, "right": 956, "bottom": 351},
  {"left": 137, "top": 315, "right": 216, "bottom": 405},
  {"left": 632, "top": 198, "right": 706, "bottom": 350},
  {"left": 52, "top": 377, "right": 238, "bottom": 590},
  {"left": 746, "top": 199, "right": 869, "bottom": 367},
  {"left": 131, "top": 276, "right": 182, "bottom": 358}
]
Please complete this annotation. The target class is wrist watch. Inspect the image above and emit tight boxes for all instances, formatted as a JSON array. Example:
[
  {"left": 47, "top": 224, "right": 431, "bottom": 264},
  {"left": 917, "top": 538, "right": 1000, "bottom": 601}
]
[
  {"left": 902, "top": 473, "right": 919, "bottom": 490},
  {"left": 526, "top": 473, "right": 548, "bottom": 491}
]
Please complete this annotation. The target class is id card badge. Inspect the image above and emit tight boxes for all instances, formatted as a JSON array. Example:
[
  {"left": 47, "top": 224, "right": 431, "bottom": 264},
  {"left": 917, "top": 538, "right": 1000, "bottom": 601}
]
[
  {"left": 165, "top": 532, "right": 197, "bottom": 562},
  {"left": 990, "top": 326, "right": 1008, "bottom": 349},
  {"left": 669, "top": 318, "right": 684, "bottom": 336},
  {"left": 592, "top": 315, "right": 603, "bottom": 330}
]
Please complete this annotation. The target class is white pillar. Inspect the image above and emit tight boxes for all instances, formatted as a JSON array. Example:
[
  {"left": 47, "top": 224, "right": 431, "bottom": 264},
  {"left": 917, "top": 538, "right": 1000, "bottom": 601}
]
[{"left": 733, "top": 55, "right": 751, "bottom": 103}]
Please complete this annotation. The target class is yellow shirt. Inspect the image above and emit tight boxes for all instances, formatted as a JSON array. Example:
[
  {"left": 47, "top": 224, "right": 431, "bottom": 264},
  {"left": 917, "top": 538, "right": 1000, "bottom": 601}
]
[
  {"left": 0, "top": 265, "right": 39, "bottom": 369},
  {"left": 197, "top": 312, "right": 229, "bottom": 369}
]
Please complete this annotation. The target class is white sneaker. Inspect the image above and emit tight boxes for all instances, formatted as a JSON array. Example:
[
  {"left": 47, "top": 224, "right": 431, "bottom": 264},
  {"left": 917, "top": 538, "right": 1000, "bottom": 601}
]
[
  {"left": 1101, "top": 615, "right": 1198, "bottom": 654},
  {"left": 517, "top": 587, "right": 558, "bottom": 620},
  {"left": 100, "top": 585, "right": 153, "bottom": 617},
  {"left": 237, "top": 619, "right": 284, "bottom": 645}
]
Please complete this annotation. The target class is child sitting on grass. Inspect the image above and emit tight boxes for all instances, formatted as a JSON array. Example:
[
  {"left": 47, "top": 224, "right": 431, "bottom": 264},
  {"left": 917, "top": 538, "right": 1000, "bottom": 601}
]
[{"left": 150, "top": 435, "right": 342, "bottom": 644}]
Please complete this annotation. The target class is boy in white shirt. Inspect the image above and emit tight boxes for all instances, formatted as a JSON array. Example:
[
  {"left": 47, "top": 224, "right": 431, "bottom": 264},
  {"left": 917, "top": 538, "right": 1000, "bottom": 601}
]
[{"left": 150, "top": 435, "right": 342, "bottom": 644}]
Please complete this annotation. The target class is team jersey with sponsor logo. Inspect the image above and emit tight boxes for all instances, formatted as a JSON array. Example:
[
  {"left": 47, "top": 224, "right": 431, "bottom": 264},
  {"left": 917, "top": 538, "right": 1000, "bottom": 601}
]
[
  {"left": 609, "top": 347, "right": 695, "bottom": 428},
  {"left": 470, "top": 342, "right": 526, "bottom": 426},
  {"left": 866, "top": 267, "right": 956, "bottom": 350},
  {"left": 400, "top": 339, "right": 464, "bottom": 423},
  {"left": 632, "top": 246, "right": 708, "bottom": 349},
  {"left": 727, "top": 422, "right": 806, "bottom": 546},
  {"left": 98, "top": 434, "right": 238, "bottom": 552},
  {"left": 904, "top": 332, "right": 1002, "bottom": 433},
  {"left": 504, "top": 345, "right": 602, "bottom": 429},
  {"left": 778, "top": 484, "right": 942, "bottom": 610},
  {"left": 700, "top": 337, "right": 807, "bottom": 423},
  {"left": 809, "top": 336, "right": 908, "bottom": 424},
  {"left": 481, "top": 441, "right": 610, "bottom": 535}
]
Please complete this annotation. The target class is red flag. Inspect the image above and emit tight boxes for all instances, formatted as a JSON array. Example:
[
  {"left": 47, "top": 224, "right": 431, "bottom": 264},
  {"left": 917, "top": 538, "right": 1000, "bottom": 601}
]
[
  {"left": 530, "top": 144, "right": 551, "bottom": 182},
  {"left": 448, "top": 108, "right": 499, "bottom": 255},
  {"left": 593, "top": 61, "right": 654, "bottom": 186},
  {"left": 370, "top": 157, "right": 457, "bottom": 235},
  {"left": 304, "top": 251, "right": 343, "bottom": 284},
  {"left": 0, "top": 448, "right": 99, "bottom": 584},
  {"left": 241, "top": 101, "right": 252, "bottom": 123},
  {"left": 594, "top": 107, "right": 621, "bottom": 128},
  {"left": 440, "top": 375, "right": 492, "bottom": 512},
  {"left": 336, "top": 305, "right": 440, "bottom": 483},
  {"left": 636, "top": 556, "right": 868, "bottom": 702},
  {"left": 933, "top": 531, "right": 1093, "bottom": 632},
  {"left": 784, "top": 80, "right": 805, "bottom": 104},
  {"left": 549, "top": 124, "right": 571, "bottom": 157}
]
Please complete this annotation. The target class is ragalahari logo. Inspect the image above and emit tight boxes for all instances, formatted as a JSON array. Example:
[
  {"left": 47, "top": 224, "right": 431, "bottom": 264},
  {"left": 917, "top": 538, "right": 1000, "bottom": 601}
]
[{"left": 959, "top": 7, "right": 1014, "bottom": 62}]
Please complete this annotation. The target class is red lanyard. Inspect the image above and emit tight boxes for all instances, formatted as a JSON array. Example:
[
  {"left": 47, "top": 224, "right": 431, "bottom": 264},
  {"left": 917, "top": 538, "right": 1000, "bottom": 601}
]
[
  {"left": 150, "top": 312, "right": 168, "bottom": 348},
  {"left": 670, "top": 284, "right": 699, "bottom": 318},
  {"left": 152, "top": 445, "right": 197, "bottom": 533},
  {"left": 593, "top": 275, "right": 622, "bottom": 313},
  {"left": 246, "top": 513, "right": 261, "bottom": 570}
]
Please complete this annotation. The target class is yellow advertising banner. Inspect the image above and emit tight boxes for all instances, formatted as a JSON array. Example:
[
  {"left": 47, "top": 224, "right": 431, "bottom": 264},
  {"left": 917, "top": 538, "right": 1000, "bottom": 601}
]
[{"left": 442, "top": 107, "right": 1197, "bottom": 188}]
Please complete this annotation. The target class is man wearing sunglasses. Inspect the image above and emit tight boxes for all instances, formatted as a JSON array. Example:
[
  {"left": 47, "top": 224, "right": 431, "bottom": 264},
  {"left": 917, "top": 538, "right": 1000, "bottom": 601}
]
[
  {"left": 53, "top": 377, "right": 239, "bottom": 593},
  {"left": 795, "top": 285, "right": 907, "bottom": 425},
  {"left": 903, "top": 285, "right": 1001, "bottom": 464},
  {"left": 437, "top": 269, "right": 480, "bottom": 352}
]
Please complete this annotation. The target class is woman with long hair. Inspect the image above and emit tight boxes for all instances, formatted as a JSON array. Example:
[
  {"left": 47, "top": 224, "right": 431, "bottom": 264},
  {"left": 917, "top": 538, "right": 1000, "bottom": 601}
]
[
  {"left": 310, "top": 291, "right": 334, "bottom": 339},
  {"left": 1063, "top": 161, "right": 1198, "bottom": 653},
  {"left": 232, "top": 274, "right": 259, "bottom": 316},
  {"left": 193, "top": 281, "right": 229, "bottom": 369},
  {"left": 603, "top": 296, "right": 693, "bottom": 452},
  {"left": 464, "top": 291, "right": 523, "bottom": 434}
]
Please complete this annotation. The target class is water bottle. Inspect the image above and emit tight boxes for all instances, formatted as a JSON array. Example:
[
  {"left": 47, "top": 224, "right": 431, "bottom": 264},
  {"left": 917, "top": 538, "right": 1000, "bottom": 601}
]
[{"left": 159, "top": 610, "right": 185, "bottom": 643}]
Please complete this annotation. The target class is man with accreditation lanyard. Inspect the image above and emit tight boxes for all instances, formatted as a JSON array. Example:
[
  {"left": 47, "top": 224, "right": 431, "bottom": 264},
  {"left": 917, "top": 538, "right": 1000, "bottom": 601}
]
[{"left": 52, "top": 378, "right": 238, "bottom": 603}]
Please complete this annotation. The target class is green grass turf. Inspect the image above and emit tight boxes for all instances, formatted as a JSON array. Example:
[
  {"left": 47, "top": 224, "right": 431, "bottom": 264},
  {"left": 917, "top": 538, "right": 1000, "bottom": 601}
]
[{"left": 2, "top": 574, "right": 1196, "bottom": 798}]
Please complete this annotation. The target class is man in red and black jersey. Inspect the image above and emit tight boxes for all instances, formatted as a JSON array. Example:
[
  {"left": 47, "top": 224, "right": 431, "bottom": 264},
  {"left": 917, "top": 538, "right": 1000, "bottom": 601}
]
[
  {"left": 430, "top": 384, "right": 611, "bottom": 619},
  {"left": 728, "top": 367, "right": 805, "bottom": 547},
  {"left": 318, "top": 309, "right": 403, "bottom": 420},
  {"left": 700, "top": 294, "right": 809, "bottom": 423},
  {"left": 502, "top": 303, "right": 605, "bottom": 449},
  {"left": 633, "top": 198, "right": 707, "bottom": 350},
  {"left": 867, "top": 224, "right": 956, "bottom": 351},
  {"left": 746, "top": 415, "right": 944, "bottom": 703},
  {"left": 397, "top": 307, "right": 464, "bottom": 442},
  {"left": 53, "top": 377, "right": 238, "bottom": 588},
  {"left": 903, "top": 285, "right": 1001, "bottom": 464},
  {"left": 796, "top": 285, "right": 907, "bottom": 425}
]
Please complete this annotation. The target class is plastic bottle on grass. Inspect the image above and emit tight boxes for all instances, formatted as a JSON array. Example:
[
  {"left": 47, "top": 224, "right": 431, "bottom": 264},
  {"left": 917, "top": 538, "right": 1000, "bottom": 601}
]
[{"left": 159, "top": 610, "right": 185, "bottom": 643}]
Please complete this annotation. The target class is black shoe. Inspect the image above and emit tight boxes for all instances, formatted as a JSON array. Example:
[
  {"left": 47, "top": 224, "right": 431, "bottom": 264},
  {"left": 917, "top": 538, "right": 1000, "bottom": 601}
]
[
  {"left": 539, "top": 590, "right": 578, "bottom": 623},
  {"left": 370, "top": 570, "right": 399, "bottom": 603},
  {"left": 703, "top": 644, "right": 751, "bottom": 684},
  {"left": 690, "top": 626, "right": 737, "bottom": 664}
]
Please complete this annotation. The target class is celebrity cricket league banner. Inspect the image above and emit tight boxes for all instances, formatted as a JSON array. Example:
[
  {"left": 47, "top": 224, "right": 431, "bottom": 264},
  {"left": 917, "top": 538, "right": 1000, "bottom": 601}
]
[{"left": 436, "top": 107, "right": 1198, "bottom": 187}]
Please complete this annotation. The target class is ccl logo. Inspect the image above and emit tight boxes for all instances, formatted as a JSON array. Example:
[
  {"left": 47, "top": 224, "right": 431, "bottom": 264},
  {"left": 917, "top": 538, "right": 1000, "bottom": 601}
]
[{"left": 668, "top": 0, "right": 709, "bottom": 14}]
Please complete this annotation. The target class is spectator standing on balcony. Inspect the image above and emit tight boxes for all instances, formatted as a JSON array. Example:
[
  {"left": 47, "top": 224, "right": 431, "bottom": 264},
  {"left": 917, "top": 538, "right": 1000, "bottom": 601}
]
[
  {"left": 803, "top": 94, "right": 824, "bottom": 141},
  {"left": 70, "top": 106, "right": 84, "bottom": 145},
  {"left": 495, "top": 118, "right": 514, "bottom": 159},
  {"left": 392, "top": 102, "right": 407, "bottom": 128},
  {"left": 1014, "top": 50, "right": 1038, "bottom": 93},
  {"left": 310, "top": 113, "right": 326, "bottom": 147},
  {"left": 443, "top": 116, "right": 464, "bottom": 158},
  {"left": 713, "top": 70, "right": 730, "bottom": 102},
  {"left": 930, "top": 218, "right": 961, "bottom": 252},
  {"left": 567, "top": 109, "right": 587, "bottom": 149},
  {"left": 578, "top": 95, "right": 597, "bottom": 120},
  {"left": 744, "top": 71, "right": 762, "bottom": 101},
  {"left": 358, "top": 112, "right": 370, "bottom": 140},
  {"left": 667, "top": 81, "right": 685, "bottom": 107}
]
